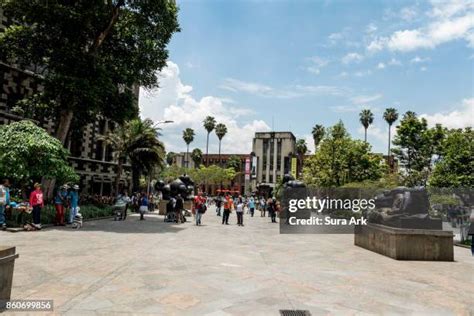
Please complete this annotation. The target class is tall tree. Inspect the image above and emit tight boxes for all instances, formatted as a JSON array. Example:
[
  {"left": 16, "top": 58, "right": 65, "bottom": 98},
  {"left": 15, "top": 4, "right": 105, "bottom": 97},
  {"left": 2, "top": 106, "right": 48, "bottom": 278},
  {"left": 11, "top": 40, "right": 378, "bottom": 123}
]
[
  {"left": 311, "top": 124, "right": 325, "bottom": 151},
  {"left": 203, "top": 116, "right": 216, "bottom": 166},
  {"left": 429, "top": 127, "right": 473, "bottom": 187},
  {"left": 98, "top": 118, "right": 164, "bottom": 195},
  {"left": 215, "top": 123, "right": 227, "bottom": 167},
  {"left": 0, "top": 121, "right": 79, "bottom": 195},
  {"left": 0, "top": 1, "right": 180, "bottom": 144},
  {"left": 182, "top": 128, "right": 195, "bottom": 169},
  {"left": 392, "top": 112, "right": 445, "bottom": 186},
  {"left": 303, "top": 121, "right": 385, "bottom": 187},
  {"left": 191, "top": 148, "right": 203, "bottom": 169},
  {"left": 383, "top": 108, "right": 399, "bottom": 158},
  {"left": 295, "top": 139, "right": 308, "bottom": 177},
  {"left": 359, "top": 109, "right": 374, "bottom": 143}
]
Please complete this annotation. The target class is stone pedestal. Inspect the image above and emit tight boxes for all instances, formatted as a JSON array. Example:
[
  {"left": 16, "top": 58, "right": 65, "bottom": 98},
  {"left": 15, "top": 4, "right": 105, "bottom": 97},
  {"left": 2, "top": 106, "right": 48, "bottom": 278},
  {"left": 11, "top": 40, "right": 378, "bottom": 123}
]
[
  {"left": 0, "top": 246, "right": 19, "bottom": 300},
  {"left": 355, "top": 224, "right": 454, "bottom": 261},
  {"left": 158, "top": 200, "right": 193, "bottom": 215}
]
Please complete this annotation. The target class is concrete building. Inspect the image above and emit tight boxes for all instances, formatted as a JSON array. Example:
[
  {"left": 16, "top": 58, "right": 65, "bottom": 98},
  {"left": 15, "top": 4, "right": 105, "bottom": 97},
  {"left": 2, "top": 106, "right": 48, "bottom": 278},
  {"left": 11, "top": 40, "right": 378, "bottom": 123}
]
[
  {"left": 0, "top": 9, "right": 132, "bottom": 195},
  {"left": 251, "top": 131, "right": 296, "bottom": 196}
]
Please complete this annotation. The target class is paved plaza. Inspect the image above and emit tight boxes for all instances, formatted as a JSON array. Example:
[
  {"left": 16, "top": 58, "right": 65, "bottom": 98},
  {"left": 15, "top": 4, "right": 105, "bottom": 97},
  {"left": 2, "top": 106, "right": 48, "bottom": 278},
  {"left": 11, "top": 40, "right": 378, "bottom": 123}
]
[{"left": 1, "top": 209, "right": 473, "bottom": 315}]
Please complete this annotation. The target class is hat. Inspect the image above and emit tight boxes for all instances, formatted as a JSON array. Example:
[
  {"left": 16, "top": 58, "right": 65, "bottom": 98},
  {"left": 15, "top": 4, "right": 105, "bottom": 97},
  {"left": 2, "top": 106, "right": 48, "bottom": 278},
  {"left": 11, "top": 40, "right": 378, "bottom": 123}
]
[{"left": 73, "top": 185, "right": 79, "bottom": 190}]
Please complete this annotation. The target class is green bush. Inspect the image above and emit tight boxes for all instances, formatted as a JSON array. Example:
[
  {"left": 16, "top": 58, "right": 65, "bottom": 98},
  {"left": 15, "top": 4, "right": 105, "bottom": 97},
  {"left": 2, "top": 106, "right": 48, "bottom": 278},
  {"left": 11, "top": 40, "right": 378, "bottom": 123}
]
[{"left": 6, "top": 204, "right": 113, "bottom": 227}]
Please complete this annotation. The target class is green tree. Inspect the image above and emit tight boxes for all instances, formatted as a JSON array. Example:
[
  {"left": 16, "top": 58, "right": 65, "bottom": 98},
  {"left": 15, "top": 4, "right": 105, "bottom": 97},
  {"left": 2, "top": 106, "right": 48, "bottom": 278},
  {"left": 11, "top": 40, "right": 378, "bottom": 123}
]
[
  {"left": 0, "top": 121, "right": 79, "bottom": 191},
  {"left": 0, "top": 1, "right": 179, "bottom": 144},
  {"left": 182, "top": 128, "right": 195, "bottom": 169},
  {"left": 227, "top": 155, "right": 241, "bottom": 172},
  {"left": 311, "top": 124, "right": 325, "bottom": 151},
  {"left": 296, "top": 139, "right": 308, "bottom": 178},
  {"left": 99, "top": 118, "right": 164, "bottom": 194},
  {"left": 166, "top": 151, "right": 176, "bottom": 166},
  {"left": 303, "top": 121, "right": 385, "bottom": 187},
  {"left": 359, "top": 109, "right": 374, "bottom": 143},
  {"left": 383, "top": 108, "right": 399, "bottom": 157},
  {"left": 215, "top": 123, "right": 227, "bottom": 167},
  {"left": 203, "top": 116, "right": 216, "bottom": 166},
  {"left": 191, "top": 148, "right": 203, "bottom": 168},
  {"left": 430, "top": 128, "right": 473, "bottom": 187},
  {"left": 392, "top": 112, "right": 446, "bottom": 186}
]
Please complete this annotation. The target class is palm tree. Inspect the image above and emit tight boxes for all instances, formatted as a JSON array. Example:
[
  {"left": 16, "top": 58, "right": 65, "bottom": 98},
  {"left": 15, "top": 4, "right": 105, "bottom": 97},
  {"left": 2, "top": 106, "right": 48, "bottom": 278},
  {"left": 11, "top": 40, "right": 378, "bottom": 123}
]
[
  {"left": 182, "top": 128, "right": 195, "bottom": 168},
  {"left": 191, "top": 148, "right": 203, "bottom": 168},
  {"left": 311, "top": 124, "right": 325, "bottom": 150},
  {"left": 383, "top": 108, "right": 399, "bottom": 157},
  {"left": 359, "top": 109, "right": 374, "bottom": 143},
  {"left": 203, "top": 116, "right": 216, "bottom": 166},
  {"left": 99, "top": 118, "right": 165, "bottom": 195},
  {"left": 295, "top": 139, "right": 308, "bottom": 177},
  {"left": 215, "top": 123, "right": 227, "bottom": 167}
]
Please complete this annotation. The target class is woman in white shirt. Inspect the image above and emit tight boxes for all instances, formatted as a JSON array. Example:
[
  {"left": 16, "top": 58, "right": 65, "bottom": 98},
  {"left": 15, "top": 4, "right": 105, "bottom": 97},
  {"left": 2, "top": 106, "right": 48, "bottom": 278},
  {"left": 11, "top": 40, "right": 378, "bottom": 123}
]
[{"left": 236, "top": 197, "right": 244, "bottom": 226}]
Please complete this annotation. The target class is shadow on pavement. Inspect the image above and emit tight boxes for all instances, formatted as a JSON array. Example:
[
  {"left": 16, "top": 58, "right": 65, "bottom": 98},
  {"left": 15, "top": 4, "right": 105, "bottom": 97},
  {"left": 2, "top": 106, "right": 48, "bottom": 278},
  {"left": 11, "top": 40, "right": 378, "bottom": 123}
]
[{"left": 45, "top": 213, "right": 188, "bottom": 234}]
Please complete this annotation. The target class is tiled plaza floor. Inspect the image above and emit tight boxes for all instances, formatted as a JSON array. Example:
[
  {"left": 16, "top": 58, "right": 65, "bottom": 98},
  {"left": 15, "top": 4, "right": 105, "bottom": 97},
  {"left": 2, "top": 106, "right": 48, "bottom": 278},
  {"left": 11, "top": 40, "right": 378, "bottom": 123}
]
[{"left": 1, "top": 208, "right": 473, "bottom": 315}]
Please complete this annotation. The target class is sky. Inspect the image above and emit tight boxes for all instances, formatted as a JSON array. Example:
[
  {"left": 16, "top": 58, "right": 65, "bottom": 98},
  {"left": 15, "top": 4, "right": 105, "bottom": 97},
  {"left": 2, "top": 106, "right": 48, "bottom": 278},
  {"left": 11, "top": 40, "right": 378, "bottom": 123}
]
[{"left": 139, "top": 0, "right": 474, "bottom": 155}]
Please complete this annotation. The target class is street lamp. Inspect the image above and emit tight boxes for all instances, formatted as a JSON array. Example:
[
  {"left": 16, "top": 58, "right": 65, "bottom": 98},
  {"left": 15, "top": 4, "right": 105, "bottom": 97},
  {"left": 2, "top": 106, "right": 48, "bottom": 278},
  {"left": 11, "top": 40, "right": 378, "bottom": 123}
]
[
  {"left": 153, "top": 120, "right": 174, "bottom": 127},
  {"left": 147, "top": 120, "right": 174, "bottom": 195}
]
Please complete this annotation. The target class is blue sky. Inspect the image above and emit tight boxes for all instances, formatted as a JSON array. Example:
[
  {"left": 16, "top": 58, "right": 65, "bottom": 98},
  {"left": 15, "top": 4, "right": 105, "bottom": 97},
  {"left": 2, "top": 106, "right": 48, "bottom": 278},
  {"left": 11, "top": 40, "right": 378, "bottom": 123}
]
[{"left": 139, "top": 0, "right": 474, "bottom": 155}]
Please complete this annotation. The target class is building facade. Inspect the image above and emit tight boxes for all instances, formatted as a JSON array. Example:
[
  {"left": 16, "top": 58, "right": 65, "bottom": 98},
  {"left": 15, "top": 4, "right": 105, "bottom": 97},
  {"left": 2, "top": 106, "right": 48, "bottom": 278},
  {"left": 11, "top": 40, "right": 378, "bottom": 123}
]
[
  {"left": 251, "top": 131, "right": 296, "bottom": 196},
  {"left": 0, "top": 9, "right": 132, "bottom": 195}
]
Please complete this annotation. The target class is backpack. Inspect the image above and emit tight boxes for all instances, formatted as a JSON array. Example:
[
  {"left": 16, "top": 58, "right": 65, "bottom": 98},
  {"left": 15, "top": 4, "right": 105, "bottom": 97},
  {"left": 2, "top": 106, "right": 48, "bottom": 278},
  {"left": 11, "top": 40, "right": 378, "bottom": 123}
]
[{"left": 0, "top": 186, "right": 6, "bottom": 206}]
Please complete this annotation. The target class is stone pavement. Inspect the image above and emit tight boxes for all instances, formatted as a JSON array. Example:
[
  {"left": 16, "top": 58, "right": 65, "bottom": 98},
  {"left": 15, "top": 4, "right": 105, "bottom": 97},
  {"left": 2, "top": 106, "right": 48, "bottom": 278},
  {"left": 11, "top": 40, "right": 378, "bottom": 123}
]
[{"left": 1, "top": 208, "right": 473, "bottom": 315}]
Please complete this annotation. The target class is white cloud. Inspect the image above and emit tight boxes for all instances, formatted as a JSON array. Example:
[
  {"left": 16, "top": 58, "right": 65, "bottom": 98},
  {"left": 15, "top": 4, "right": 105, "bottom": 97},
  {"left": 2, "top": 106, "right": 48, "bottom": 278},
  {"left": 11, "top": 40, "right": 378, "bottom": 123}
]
[
  {"left": 342, "top": 52, "right": 364, "bottom": 64},
  {"left": 367, "top": 0, "right": 474, "bottom": 52},
  {"left": 377, "top": 62, "right": 386, "bottom": 69},
  {"left": 351, "top": 94, "right": 383, "bottom": 105},
  {"left": 220, "top": 78, "right": 346, "bottom": 98},
  {"left": 410, "top": 56, "right": 431, "bottom": 63},
  {"left": 388, "top": 58, "right": 403, "bottom": 66},
  {"left": 357, "top": 125, "right": 388, "bottom": 143},
  {"left": 420, "top": 98, "right": 474, "bottom": 128},
  {"left": 400, "top": 6, "right": 418, "bottom": 21},
  {"left": 139, "top": 61, "right": 271, "bottom": 154},
  {"left": 366, "top": 23, "right": 378, "bottom": 34},
  {"left": 420, "top": 66, "right": 428, "bottom": 71},
  {"left": 354, "top": 70, "right": 373, "bottom": 77},
  {"left": 306, "top": 56, "right": 329, "bottom": 75}
]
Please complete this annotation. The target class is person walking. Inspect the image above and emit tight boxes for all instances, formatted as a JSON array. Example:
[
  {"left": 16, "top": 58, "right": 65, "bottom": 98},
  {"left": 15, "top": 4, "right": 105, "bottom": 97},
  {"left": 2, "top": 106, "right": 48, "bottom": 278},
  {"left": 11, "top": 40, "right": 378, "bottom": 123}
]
[
  {"left": 215, "top": 194, "right": 223, "bottom": 216},
  {"left": 139, "top": 192, "right": 148, "bottom": 220},
  {"left": 54, "top": 185, "right": 67, "bottom": 226},
  {"left": 248, "top": 196, "right": 255, "bottom": 217},
  {"left": 0, "top": 179, "right": 11, "bottom": 230},
  {"left": 175, "top": 193, "right": 184, "bottom": 224},
  {"left": 29, "top": 183, "right": 44, "bottom": 229},
  {"left": 68, "top": 185, "right": 80, "bottom": 225},
  {"left": 222, "top": 193, "right": 233, "bottom": 225},
  {"left": 260, "top": 197, "right": 266, "bottom": 217},
  {"left": 236, "top": 197, "right": 244, "bottom": 226},
  {"left": 193, "top": 193, "right": 206, "bottom": 226}
]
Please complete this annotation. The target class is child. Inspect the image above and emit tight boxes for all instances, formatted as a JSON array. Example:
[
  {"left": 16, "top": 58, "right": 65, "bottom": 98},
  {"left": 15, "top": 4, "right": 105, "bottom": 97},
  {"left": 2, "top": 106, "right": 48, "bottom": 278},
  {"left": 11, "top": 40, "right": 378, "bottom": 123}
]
[{"left": 139, "top": 193, "right": 148, "bottom": 220}]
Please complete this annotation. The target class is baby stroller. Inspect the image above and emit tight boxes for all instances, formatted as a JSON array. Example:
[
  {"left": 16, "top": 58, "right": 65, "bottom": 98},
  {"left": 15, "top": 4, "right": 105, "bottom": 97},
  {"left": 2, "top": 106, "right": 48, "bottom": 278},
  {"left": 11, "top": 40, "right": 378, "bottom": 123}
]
[
  {"left": 113, "top": 195, "right": 129, "bottom": 221},
  {"left": 164, "top": 199, "right": 176, "bottom": 222}
]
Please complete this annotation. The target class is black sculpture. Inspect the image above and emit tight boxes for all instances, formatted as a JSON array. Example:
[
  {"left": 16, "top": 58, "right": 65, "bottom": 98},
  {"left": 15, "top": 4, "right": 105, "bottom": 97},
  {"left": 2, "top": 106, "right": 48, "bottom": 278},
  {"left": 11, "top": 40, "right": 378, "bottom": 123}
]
[
  {"left": 368, "top": 187, "right": 442, "bottom": 230},
  {"left": 155, "top": 174, "right": 194, "bottom": 201}
]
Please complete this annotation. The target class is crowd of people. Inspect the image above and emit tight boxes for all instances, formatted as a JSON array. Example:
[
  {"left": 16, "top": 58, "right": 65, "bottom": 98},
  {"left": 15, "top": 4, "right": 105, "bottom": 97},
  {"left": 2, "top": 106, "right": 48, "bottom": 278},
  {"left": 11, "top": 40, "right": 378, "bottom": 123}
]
[{"left": 1, "top": 175, "right": 281, "bottom": 231}]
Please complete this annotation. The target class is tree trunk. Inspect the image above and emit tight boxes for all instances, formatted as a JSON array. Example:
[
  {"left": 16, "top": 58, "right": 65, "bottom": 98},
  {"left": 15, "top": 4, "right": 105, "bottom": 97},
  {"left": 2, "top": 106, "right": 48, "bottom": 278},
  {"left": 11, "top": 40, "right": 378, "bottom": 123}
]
[
  {"left": 56, "top": 109, "right": 74, "bottom": 145},
  {"left": 388, "top": 124, "right": 392, "bottom": 171},
  {"left": 364, "top": 128, "right": 367, "bottom": 143},
  {"left": 206, "top": 132, "right": 210, "bottom": 166},
  {"left": 114, "top": 159, "right": 124, "bottom": 196},
  {"left": 186, "top": 144, "right": 189, "bottom": 169},
  {"left": 132, "top": 165, "right": 140, "bottom": 193},
  {"left": 218, "top": 140, "right": 222, "bottom": 168}
]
